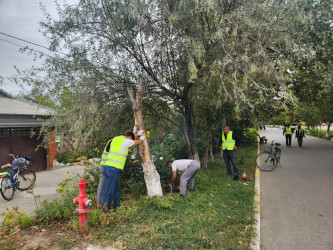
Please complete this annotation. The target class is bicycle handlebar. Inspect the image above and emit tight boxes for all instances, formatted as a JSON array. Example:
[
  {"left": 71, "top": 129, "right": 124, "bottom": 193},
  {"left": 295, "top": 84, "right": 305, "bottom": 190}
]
[{"left": 9, "top": 154, "right": 16, "bottom": 160}]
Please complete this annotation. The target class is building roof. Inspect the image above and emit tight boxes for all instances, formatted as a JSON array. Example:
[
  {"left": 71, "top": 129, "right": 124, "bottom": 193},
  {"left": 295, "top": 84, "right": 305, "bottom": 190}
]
[
  {"left": 0, "top": 89, "right": 55, "bottom": 128},
  {"left": 0, "top": 89, "right": 54, "bottom": 116}
]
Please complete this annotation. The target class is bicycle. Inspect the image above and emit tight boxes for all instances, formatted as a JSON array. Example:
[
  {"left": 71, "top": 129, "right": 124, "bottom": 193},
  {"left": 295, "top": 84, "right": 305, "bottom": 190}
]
[
  {"left": 256, "top": 140, "right": 282, "bottom": 171},
  {"left": 0, "top": 154, "right": 36, "bottom": 201}
]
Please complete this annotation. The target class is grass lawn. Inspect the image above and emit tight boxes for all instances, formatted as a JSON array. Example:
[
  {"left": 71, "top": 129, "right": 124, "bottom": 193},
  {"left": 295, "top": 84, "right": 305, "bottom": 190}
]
[{"left": 0, "top": 145, "right": 257, "bottom": 249}]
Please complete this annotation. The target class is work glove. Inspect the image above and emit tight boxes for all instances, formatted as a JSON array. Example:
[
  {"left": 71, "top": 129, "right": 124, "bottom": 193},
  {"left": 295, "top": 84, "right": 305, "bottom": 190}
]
[{"left": 137, "top": 130, "right": 145, "bottom": 140}]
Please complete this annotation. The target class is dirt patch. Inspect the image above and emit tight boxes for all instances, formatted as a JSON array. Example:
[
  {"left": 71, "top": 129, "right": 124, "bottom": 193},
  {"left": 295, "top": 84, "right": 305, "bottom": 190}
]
[{"left": 0, "top": 222, "right": 95, "bottom": 250}]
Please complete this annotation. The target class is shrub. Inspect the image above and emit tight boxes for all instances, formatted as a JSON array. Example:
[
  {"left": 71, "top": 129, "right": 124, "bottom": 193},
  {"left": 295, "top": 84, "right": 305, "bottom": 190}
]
[
  {"left": 20, "top": 213, "right": 33, "bottom": 229},
  {"left": 88, "top": 209, "right": 103, "bottom": 227},
  {"left": 2, "top": 208, "right": 21, "bottom": 229},
  {"left": 244, "top": 128, "right": 259, "bottom": 144},
  {"left": 34, "top": 195, "right": 76, "bottom": 224},
  {"left": 2, "top": 207, "right": 33, "bottom": 232}
]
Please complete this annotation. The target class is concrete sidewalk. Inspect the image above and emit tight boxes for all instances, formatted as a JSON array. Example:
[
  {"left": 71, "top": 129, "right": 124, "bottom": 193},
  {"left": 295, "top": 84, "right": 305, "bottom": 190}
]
[{"left": 0, "top": 165, "right": 85, "bottom": 220}]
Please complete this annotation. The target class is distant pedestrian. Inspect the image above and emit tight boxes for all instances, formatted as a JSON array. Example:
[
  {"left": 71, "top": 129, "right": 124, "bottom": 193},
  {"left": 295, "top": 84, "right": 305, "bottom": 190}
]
[
  {"left": 283, "top": 124, "right": 293, "bottom": 147},
  {"left": 295, "top": 124, "right": 306, "bottom": 147},
  {"left": 167, "top": 159, "right": 200, "bottom": 198},
  {"left": 263, "top": 125, "right": 266, "bottom": 130},
  {"left": 219, "top": 125, "right": 240, "bottom": 180}
]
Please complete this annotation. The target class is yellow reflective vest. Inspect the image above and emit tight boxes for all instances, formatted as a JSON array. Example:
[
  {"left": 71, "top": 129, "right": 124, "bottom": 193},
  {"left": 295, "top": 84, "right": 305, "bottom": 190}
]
[
  {"left": 285, "top": 127, "right": 292, "bottom": 135},
  {"left": 100, "top": 139, "right": 112, "bottom": 166},
  {"left": 104, "top": 136, "right": 128, "bottom": 170},
  {"left": 222, "top": 131, "right": 235, "bottom": 150}
]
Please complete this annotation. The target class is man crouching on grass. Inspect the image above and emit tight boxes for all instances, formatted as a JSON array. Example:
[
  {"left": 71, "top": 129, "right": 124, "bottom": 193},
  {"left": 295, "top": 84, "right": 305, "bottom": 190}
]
[{"left": 167, "top": 159, "right": 200, "bottom": 198}]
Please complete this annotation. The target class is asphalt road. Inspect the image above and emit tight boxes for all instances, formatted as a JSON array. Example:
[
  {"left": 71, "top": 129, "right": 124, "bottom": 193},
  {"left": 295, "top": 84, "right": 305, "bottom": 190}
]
[
  {"left": 259, "top": 127, "right": 333, "bottom": 250},
  {"left": 0, "top": 165, "right": 85, "bottom": 222}
]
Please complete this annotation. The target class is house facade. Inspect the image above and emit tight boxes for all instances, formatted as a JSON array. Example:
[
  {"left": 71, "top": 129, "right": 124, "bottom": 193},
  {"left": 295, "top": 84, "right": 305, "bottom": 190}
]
[{"left": 0, "top": 89, "right": 57, "bottom": 171}]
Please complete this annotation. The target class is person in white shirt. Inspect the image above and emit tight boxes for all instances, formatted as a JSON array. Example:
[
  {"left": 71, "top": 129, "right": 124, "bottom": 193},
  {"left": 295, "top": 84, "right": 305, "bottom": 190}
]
[{"left": 167, "top": 159, "right": 200, "bottom": 197}]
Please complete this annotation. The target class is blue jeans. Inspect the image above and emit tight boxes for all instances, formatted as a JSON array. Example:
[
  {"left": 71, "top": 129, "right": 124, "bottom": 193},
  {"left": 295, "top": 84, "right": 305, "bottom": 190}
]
[
  {"left": 101, "top": 166, "right": 121, "bottom": 210},
  {"left": 223, "top": 150, "right": 239, "bottom": 175}
]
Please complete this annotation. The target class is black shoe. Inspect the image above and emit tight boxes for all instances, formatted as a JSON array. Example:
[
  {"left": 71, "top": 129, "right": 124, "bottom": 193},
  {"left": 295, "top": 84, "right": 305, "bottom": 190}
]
[{"left": 233, "top": 173, "right": 239, "bottom": 180}]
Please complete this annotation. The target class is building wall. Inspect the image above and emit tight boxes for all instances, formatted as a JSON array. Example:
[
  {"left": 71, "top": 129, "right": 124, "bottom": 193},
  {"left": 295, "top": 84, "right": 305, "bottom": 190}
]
[{"left": 47, "top": 129, "right": 57, "bottom": 168}]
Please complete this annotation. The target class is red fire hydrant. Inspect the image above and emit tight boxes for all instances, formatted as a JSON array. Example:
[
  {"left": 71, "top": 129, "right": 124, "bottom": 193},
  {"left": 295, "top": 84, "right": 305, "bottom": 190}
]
[
  {"left": 73, "top": 179, "right": 92, "bottom": 230},
  {"left": 242, "top": 171, "right": 247, "bottom": 181}
]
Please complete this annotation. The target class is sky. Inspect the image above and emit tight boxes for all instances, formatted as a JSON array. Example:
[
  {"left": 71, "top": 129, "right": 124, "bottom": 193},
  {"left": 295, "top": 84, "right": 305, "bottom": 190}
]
[{"left": 0, "top": 0, "right": 75, "bottom": 95}]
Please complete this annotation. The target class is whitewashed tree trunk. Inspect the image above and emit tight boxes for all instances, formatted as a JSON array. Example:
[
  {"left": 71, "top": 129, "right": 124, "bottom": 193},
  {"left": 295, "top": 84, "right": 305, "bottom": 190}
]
[{"left": 127, "top": 76, "right": 163, "bottom": 196}]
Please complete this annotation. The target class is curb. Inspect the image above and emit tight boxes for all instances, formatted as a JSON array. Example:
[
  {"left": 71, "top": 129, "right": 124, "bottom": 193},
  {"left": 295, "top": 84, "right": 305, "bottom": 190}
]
[{"left": 252, "top": 144, "right": 261, "bottom": 249}]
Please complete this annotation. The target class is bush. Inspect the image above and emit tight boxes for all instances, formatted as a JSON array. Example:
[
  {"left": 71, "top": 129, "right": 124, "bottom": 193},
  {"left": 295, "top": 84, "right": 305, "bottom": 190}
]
[
  {"left": 2, "top": 207, "right": 33, "bottom": 232},
  {"left": 244, "top": 128, "right": 259, "bottom": 144},
  {"left": 20, "top": 213, "right": 33, "bottom": 229},
  {"left": 56, "top": 139, "right": 108, "bottom": 164},
  {"left": 34, "top": 195, "right": 76, "bottom": 224},
  {"left": 88, "top": 209, "right": 104, "bottom": 227}
]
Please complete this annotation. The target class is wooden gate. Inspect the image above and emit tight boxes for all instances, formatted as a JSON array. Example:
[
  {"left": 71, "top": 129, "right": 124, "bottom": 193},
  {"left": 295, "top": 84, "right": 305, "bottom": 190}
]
[{"left": 0, "top": 128, "right": 47, "bottom": 172}]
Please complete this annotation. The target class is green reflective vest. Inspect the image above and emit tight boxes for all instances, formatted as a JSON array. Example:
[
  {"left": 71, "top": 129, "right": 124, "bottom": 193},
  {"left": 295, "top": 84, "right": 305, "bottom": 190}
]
[
  {"left": 296, "top": 129, "right": 305, "bottom": 137},
  {"left": 104, "top": 136, "right": 128, "bottom": 170},
  {"left": 285, "top": 127, "right": 292, "bottom": 135},
  {"left": 100, "top": 139, "right": 112, "bottom": 166},
  {"left": 222, "top": 131, "right": 235, "bottom": 150}
]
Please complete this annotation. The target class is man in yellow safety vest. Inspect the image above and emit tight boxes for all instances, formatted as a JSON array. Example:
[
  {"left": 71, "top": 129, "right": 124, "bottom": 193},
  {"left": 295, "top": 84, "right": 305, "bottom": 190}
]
[
  {"left": 219, "top": 125, "right": 240, "bottom": 180},
  {"left": 283, "top": 124, "right": 293, "bottom": 147},
  {"left": 98, "top": 126, "right": 145, "bottom": 211}
]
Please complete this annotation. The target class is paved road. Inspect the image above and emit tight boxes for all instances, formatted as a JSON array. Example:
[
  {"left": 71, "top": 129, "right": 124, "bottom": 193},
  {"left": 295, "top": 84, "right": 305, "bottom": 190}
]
[
  {"left": 0, "top": 165, "right": 85, "bottom": 220},
  {"left": 259, "top": 127, "right": 333, "bottom": 250}
]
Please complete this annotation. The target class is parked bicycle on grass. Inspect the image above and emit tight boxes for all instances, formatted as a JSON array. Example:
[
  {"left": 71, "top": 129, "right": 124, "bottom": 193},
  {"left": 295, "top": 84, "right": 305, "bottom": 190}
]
[
  {"left": 0, "top": 154, "right": 36, "bottom": 201},
  {"left": 256, "top": 140, "right": 282, "bottom": 171}
]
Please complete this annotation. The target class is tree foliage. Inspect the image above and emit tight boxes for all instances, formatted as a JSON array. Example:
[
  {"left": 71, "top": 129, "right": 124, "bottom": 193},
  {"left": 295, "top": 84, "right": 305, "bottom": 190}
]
[{"left": 11, "top": 0, "right": 333, "bottom": 160}]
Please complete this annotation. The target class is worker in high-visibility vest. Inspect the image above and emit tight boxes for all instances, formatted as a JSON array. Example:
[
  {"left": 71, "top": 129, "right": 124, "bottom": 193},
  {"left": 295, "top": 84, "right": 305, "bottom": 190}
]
[
  {"left": 218, "top": 125, "right": 240, "bottom": 180},
  {"left": 283, "top": 124, "right": 293, "bottom": 147},
  {"left": 98, "top": 126, "right": 145, "bottom": 211}
]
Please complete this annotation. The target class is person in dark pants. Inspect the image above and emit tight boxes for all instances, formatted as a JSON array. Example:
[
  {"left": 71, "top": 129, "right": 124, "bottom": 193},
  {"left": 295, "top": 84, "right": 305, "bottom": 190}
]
[
  {"left": 283, "top": 124, "right": 293, "bottom": 147},
  {"left": 219, "top": 125, "right": 240, "bottom": 180},
  {"left": 295, "top": 124, "right": 306, "bottom": 147},
  {"left": 167, "top": 160, "right": 200, "bottom": 198}
]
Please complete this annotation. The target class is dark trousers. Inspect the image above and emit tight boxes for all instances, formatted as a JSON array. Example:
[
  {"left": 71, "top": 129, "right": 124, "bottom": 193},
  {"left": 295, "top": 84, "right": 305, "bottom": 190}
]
[
  {"left": 285, "top": 134, "right": 292, "bottom": 146},
  {"left": 102, "top": 166, "right": 121, "bottom": 210},
  {"left": 223, "top": 150, "right": 239, "bottom": 175}
]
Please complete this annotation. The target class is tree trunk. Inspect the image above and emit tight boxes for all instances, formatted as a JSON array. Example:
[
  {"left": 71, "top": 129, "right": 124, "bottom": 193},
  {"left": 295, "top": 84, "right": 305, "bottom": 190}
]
[
  {"left": 127, "top": 76, "right": 163, "bottom": 197},
  {"left": 184, "top": 101, "right": 199, "bottom": 161},
  {"left": 209, "top": 144, "right": 214, "bottom": 162},
  {"left": 203, "top": 126, "right": 212, "bottom": 168},
  {"left": 327, "top": 122, "right": 331, "bottom": 138}
]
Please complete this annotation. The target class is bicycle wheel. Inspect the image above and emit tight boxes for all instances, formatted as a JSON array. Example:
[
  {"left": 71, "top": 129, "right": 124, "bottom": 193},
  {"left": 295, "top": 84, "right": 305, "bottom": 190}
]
[
  {"left": 275, "top": 150, "right": 281, "bottom": 165},
  {"left": 17, "top": 168, "right": 36, "bottom": 191},
  {"left": 256, "top": 152, "right": 277, "bottom": 171},
  {"left": 0, "top": 175, "right": 15, "bottom": 201}
]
